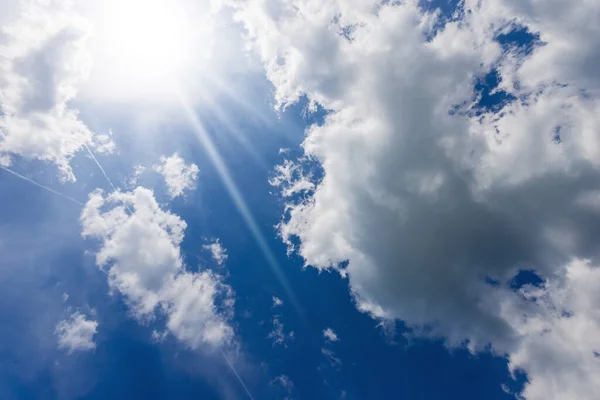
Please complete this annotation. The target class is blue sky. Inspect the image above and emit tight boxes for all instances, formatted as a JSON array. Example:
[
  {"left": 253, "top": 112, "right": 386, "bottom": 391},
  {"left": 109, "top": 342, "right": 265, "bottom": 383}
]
[{"left": 1, "top": 1, "right": 600, "bottom": 399}]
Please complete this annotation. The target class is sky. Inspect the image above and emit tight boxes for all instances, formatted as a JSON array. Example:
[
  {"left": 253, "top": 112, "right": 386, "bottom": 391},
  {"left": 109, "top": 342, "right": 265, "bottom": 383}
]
[{"left": 1, "top": 0, "right": 600, "bottom": 399}]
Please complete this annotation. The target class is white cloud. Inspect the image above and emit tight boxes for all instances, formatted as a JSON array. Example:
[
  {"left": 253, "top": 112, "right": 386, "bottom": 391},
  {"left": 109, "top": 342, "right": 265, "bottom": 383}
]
[
  {"left": 502, "top": 259, "right": 600, "bottom": 400},
  {"left": 153, "top": 153, "right": 199, "bottom": 199},
  {"left": 323, "top": 327, "right": 339, "bottom": 342},
  {"left": 80, "top": 187, "right": 233, "bottom": 349},
  {"left": 267, "top": 315, "right": 294, "bottom": 347},
  {"left": 272, "top": 296, "right": 283, "bottom": 307},
  {"left": 203, "top": 239, "right": 228, "bottom": 266},
  {"left": 0, "top": 0, "right": 113, "bottom": 182},
  {"left": 231, "top": 0, "right": 600, "bottom": 398},
  {"left": 269, "top": 159, "right": 315, "bottom": 198},
  {"left": 55, "top": 312, "right": 98, "bottom": 353}
]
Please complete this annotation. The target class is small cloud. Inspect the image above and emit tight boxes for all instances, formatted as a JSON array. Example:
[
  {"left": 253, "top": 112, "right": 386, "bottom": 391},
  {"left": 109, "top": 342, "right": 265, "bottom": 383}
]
[
  {"left": 268, "top": 315, "right": 294, "bottom": 347},
  {"left": 93, "top": 132, "right": 116, "bottom": 154},
  {"left": 323, "top": 327, "right": 339, "bottom": 342},
  {"left": 61, "top": 293, "right": 69, "bottom": 302},
  {"left": 153, "top": 153, "right": 199, "bottom": 199},
  {"left": 202, "top": 239, "right": 228, "bottom": 266},
  {"left": 272, "top": 296, "right": 283, "bottom": 307},
  {"left": 55, "top": 312, "right": 98, "bottom": 354}
]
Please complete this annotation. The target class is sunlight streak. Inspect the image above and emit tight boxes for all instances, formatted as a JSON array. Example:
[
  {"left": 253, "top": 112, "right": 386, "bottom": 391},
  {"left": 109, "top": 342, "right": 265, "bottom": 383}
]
[
  {"left": 196, "top": 92, "right": 268, "bottom": 170},
  {"left": 177, "top": 90, "right": 304, "bottom": 317}
]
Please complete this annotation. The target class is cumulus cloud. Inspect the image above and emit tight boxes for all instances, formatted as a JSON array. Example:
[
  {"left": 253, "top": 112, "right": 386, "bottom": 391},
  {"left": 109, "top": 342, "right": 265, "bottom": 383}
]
[
  {"left": 502, "top": 259, "right": 600, "bottom": 400},
  {"left": 80, "top": 187, "right": 233, "bottom": 349},
  {"left": 323, "top": 327, "right": 339, "bottom": 342},
  {"left": 153, "top": 153, "right": 199, "bottom": 199},
  {"left": 231, "top": 0, "right": 600, "bottom": 398},
  {"left": 55, "top": 312, "right": 98, "bottom": 353},
  {"left": 203, "top": 239, "right": 228, "bottom": 266},
  {"left": 0, "top": 0, "right": 112, "bottom": 181}
]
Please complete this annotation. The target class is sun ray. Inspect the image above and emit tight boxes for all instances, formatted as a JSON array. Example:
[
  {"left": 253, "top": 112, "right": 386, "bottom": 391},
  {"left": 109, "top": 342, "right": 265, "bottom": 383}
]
[{"left": 176, "top": 88, "right": 304, "bottom": 318}]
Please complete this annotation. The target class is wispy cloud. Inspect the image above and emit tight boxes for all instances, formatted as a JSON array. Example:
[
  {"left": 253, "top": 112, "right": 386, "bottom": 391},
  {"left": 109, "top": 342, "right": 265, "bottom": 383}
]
[{"left": 203, "top": 239, "right": 228, "bottom": 266}]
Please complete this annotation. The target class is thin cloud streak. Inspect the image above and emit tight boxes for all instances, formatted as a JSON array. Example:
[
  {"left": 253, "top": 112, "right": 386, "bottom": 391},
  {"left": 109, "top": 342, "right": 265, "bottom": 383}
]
[
  {"left": 220, "top": 349, "right": 255, "bottom": 400},
  {"left": 0, "top": 165, "right": 84, "bottom": 206},
  {"left": 83, "top": 143, "right": 133, "bottom": 215}
]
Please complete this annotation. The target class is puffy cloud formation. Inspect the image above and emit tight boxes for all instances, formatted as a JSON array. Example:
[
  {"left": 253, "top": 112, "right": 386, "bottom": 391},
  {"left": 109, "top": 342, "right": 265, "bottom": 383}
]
[
  {"left": 235, "top": 0, "right": 600, "bottom": 398},
  {"left": 153, "top": 153, "right": 199, "bottom": 199},
  {"left": 203, "top": 239, "right": 228, "bottom": 266},
  {"left": 55, "top": 312, "right": 98, "bottom": 353},
  {"left": 502, "top": 260, "right": 600, "bottom": 399},
  {"left": 80, "top": 187, "right": 233, "bottom": 349},
  {"left": 0, "top": 0, "right": 112, "bottom": 181},
  {"left": 323, "top": 327, "right": 339, "bottom": 342}
]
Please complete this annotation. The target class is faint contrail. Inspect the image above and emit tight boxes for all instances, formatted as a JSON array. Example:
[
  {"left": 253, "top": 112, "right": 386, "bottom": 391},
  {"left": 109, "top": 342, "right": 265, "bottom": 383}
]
[
  {"left": 0, "top": 165, "right": 84, "bottom": 206},
  {"left": 220, "top": 349, "right": 255, "bottom": 400},
  {"left": 177, "top": 90, "right": 304, "bottom": 318},
  {"left": 83, "top": 144, "right": 133, "bottom": 215}
]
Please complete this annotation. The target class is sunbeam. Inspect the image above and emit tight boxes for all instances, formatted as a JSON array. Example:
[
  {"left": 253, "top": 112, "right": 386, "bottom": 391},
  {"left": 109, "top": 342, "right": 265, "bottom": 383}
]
[
  {"left": 196, "top": 91, "right": 268, "bottom": 170},
  {"left": 176, "top": 89, "right": 304, "bottom": 318}
]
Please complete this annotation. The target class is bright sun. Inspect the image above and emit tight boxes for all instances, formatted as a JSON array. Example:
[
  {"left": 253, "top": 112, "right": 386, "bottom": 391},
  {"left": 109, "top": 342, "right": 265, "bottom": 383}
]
[
  {"left": 83, "top": 0, "right": 209, "bottom": 102},
  {"left": 109, "top": 1, "right": 189, "bottom": 77}
]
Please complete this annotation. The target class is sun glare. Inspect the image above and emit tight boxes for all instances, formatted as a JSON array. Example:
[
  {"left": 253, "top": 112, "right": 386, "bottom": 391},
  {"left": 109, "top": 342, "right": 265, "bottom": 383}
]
[
  {"left": 84, "top": 0, "right": 208, "bottom": 101},
  {"left": 109, "top": 1, "right": 189, "bottom": 76}
]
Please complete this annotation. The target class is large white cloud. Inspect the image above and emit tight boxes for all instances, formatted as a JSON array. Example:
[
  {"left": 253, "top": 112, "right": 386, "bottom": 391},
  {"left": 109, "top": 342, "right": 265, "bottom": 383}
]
[
  {"left": 80, "top": 187, "right": 233, "bottom": 349},
  {"left": 231, "top": 0, "right": 600, "bottom": 398},
  {"left": 0, "top": 0, "right": 112, "bottom": 181}
]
